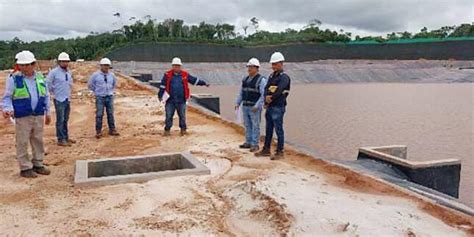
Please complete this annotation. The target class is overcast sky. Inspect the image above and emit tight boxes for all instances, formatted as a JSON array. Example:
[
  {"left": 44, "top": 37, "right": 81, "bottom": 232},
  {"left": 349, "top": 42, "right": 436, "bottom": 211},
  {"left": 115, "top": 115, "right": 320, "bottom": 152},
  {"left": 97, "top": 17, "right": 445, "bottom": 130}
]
[{"left": 0, "top": 0, "right": 472, "bottom": 42}]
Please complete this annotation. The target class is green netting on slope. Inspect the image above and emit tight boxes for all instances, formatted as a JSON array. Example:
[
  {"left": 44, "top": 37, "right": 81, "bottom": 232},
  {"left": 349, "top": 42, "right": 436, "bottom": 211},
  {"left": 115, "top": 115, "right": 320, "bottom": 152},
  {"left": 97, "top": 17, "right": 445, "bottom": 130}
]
[{"left": 346, "top": 36, "right": 474, "bottom": 45}]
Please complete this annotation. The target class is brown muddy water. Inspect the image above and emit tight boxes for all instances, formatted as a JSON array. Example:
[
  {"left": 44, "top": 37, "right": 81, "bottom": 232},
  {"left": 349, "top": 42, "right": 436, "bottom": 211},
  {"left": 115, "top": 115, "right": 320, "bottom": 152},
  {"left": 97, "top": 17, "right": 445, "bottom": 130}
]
[{"left": 194, "top": 83, "right": 474, "bottom": 207}]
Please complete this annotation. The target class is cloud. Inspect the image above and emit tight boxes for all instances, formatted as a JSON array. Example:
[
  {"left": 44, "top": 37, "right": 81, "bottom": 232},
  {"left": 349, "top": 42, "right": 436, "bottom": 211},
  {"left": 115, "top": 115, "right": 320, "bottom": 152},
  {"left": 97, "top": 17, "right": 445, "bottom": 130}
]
[{"left": 0, "top": 0, "right": 472, "bottom": 41}]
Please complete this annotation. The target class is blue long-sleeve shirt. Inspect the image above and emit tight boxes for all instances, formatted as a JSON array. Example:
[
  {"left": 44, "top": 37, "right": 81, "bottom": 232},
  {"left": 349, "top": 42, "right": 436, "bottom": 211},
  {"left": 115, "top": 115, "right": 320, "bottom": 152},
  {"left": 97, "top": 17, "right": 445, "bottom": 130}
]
[
  {"left": 235, "top": 75, "right": 267, "bottom": 109},
  {"left": 158, "top": 71, "right": 207, "bottom": 103},
  {"left": 88, "top": 70, "right": 117, "bottom": 96},
  {"left": 2, "top": 72, "right": 51, "bottom": 115},
  {"left": 47, "top": 66, "right": 73, "bottom": 102}
]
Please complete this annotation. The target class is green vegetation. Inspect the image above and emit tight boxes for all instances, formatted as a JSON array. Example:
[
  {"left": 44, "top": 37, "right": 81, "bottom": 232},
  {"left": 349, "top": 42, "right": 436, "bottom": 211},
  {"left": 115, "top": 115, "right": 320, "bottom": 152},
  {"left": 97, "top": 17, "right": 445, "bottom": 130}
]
[{"left": 0, "top": 17, "right": 473, "bottom": 69}]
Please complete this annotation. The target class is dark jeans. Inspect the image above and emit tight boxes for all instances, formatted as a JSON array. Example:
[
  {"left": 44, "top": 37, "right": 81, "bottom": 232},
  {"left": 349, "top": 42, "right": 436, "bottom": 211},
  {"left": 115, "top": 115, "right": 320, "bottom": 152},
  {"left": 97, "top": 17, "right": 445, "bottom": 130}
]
[
  {"left": 96, "top": 95, "right": 115, "bottom": 133},
  {"left": 264, "top": 106, "right": 286, "bottom": 151},
  {"left": 165, "top": 102, "right": 186, "bottom": 130},
  {"left": 54, "top": 99, "right": 70, "bottom": 142}
]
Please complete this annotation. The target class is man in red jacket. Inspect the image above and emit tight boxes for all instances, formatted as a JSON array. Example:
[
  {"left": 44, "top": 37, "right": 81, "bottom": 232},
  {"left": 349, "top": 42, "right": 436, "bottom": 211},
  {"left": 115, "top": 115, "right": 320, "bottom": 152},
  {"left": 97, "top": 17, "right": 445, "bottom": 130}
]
[{"left": 158, "top": 57, "right": 209, "bottom": 136}]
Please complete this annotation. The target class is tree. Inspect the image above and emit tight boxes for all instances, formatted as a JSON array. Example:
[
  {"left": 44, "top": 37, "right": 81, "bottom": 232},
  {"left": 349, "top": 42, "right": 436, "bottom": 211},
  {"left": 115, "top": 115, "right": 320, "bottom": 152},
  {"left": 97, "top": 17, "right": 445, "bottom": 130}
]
[
  {"left": 450, "top": 23, "right": 474, "bottom": 37},
  {"left": 250, "top": 17, "right": 259, "bottom": 32},
  {"left": 242, "top": 25, "right": 249, "bottom": 36}
]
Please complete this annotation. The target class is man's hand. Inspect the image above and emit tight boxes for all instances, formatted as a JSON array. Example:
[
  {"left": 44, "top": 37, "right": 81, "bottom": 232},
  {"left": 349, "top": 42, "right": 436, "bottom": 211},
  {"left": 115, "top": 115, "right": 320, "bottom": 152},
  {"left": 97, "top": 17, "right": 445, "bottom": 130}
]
[
  {"left": 234, "top": 105, "right": 239, "bottom": 111},
  {"left": 251, "top": 107, "right": 258, "bottom": 113},
  {"left": 45, "top": 115, "right": 51, "bottom": 125},
  {"left": 2, "top": 111, "right": 12, "bottom": 119},
  {"left": 265, "top": 96, "right": 272, "bottom": 104}
]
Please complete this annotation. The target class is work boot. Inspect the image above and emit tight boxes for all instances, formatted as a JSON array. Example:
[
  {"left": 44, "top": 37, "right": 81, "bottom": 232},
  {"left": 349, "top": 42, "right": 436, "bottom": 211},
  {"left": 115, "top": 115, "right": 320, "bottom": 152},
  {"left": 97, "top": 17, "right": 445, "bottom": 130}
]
[
  {"left": 239, "top": 143, "right": 251, "bottom": 149},
  {"left": 255, "top": 147, "right": 271, "bottom": 157},
  {"left": 33, "top": 166, "right": 51, "bottom": 175},
  {"left": 67, "top": 138, "right": 77, "bottom": 144},
  {"left": 271, "top": 150, "right": 284, "bottom": 160},
  {"left": 163, "top": 130, "right": 171, "bottom": 137},
  {"left": 95, "top": 132, "right": 102, "bottom": 139},
  {"left": 109, "top": 130, "right": 120, "bottom": 136},
  {"left": 20, "top": 169, "right": 38, "bottom": 178},
  {"left": 249, "top": 145, "right": 259, "bottom": 152},
  {"left": 57, "top": 140, "right": 71, "bottom": 147},
  {"left": 180, "top": 129, "right": 187, "bottom": 136}
]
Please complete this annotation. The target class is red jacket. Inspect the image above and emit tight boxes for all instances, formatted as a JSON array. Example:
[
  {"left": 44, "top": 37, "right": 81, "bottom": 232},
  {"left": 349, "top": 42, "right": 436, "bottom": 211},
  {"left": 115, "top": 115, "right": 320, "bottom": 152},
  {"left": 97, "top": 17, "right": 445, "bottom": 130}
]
[{"left": 165, "top": 70, "right": 190, "bottom": 100}]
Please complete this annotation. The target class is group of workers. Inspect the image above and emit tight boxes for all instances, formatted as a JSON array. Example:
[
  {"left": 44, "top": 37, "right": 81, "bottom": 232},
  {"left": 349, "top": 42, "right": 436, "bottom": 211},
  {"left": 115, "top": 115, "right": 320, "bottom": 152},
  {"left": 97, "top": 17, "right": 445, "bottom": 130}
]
[{"left": 1, "top": 50, "right": 290, "bottom": 178}]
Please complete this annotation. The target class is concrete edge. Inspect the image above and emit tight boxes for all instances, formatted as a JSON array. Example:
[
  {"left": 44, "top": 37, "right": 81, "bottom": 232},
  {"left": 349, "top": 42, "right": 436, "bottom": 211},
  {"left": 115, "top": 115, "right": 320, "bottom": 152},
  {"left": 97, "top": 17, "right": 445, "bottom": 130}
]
[{"left": 359, "top": 147, "right": 461, "bottom": 168}]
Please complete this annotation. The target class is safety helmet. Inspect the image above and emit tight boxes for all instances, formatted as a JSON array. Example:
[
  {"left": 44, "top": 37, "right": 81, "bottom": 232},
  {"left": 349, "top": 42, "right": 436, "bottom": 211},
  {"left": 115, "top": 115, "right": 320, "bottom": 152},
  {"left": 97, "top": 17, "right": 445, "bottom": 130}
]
[
  {"left": 16, "top": 50, "right": 36, "bottom": 64},
  {"left": 269, "top": 52, "right": 285, "bottom": 63},
  {"left": 246, "top": 57, "right": 260, "bottom": 67},
  {"left": 99, "top": 58, "right": 112, "bottom": 65},
  {"left": 171, "top": 57, "right": 182, "bottom": 66},
  {"left": 58, "top": 52, "right": 71, "bottom": 61}
]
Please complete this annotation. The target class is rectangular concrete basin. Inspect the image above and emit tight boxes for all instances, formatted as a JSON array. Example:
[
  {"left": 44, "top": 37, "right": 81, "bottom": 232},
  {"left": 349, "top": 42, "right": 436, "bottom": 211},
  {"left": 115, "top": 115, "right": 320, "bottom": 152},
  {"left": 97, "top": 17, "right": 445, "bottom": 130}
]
[{"left": 74, "top": 152, "right": 210, "bottom": 187}]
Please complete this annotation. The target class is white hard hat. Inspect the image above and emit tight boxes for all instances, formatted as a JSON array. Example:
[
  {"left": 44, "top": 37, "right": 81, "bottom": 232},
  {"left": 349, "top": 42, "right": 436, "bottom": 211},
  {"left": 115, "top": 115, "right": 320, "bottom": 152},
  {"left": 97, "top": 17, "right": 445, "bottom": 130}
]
[
  {"left": 269, "top": 52, "right": 285, "bottom": 63},
  {"left": 58, "top": 52, "right": 70, "bottom": 61},
  {"left": 15, "top": 51, "right": 23, "bottom": 60},
  {"left": 16, "top": 50, "right": 36, "bottom": 64},
  {"left": 171, "top": 57, "right": 182, "bottom": 66},
  {"left": 246, "top": 57, "right": 260, "bottom": 67},
  {"left": 99, "top": 58, "right": 112, "bottom": 65}
]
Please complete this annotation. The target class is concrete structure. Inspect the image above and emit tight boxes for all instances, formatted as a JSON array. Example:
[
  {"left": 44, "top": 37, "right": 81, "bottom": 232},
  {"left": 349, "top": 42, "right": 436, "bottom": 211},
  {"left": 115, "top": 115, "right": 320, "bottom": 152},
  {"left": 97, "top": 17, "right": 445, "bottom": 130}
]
[
  {"left": 148, "top": 80, "right": 161, "bottom": 88},
  {"left": 74, "top": 152, "right": 210, "bottom": 187},
  {"left": 357, "top": 145, "right": 461, "bottom": 198},
  {"left": 190, "top": 94, "right": 220, "bottom": 114},
  {"left": 129, "top": 71, "right": 153, "bottom": 82}
]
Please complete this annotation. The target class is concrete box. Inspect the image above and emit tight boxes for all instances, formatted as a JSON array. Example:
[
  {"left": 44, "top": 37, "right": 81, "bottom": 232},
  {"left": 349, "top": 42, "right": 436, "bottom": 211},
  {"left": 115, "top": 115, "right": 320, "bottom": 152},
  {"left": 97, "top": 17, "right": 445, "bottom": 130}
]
[
  {"left": 74, "top": 152, "right": 210, "bottom": 187},
  {"left": 190, "top": 94, "right": 220, "bottom": 114},
  {"left": 357, "top": 145, "right": 461, "bottom": 198}
]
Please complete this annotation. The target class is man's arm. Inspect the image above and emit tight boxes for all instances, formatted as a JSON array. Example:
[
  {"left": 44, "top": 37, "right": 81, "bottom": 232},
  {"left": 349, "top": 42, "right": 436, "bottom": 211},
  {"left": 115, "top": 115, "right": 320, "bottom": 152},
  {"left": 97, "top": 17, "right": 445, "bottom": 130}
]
[
  {"left": 44, "top": 81, "right": 51, "bottom": 116},
  {"left": 2, "top": 76, "right": 15, "bottom": 115},
  {"left": 46, "top": 70, "right": 55, "bottom": 95},
  {"left": 112, "top": 74, "right": 117, "bottom": 89},
  {"left": 254, "top": 77, "right": 267, "bottom": 109},
  {"left": 270, "top": 75, "right": 290, "bottom": 101},
  {"left": 235, "top": 83, "right": 243, "bottom": 107},
  {"left": 158, "top": 74, "right": 167, "bottom": 101},
  {"left": 69, "top": 72, "right": 74, "bottom": 90},
  {"left": 87, "top": 74, "right": 95, "bottom": 92},
  {"left": 187, "top": 74, "right": 208, "bottom": 86}
]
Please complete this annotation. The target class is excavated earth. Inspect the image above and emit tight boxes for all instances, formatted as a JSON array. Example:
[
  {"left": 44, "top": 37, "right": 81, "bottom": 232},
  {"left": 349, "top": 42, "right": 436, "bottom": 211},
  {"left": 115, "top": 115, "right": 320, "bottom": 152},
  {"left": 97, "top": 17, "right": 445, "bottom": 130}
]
[{"left": 0, "top": 61, "right": 473, "bottom": 236}]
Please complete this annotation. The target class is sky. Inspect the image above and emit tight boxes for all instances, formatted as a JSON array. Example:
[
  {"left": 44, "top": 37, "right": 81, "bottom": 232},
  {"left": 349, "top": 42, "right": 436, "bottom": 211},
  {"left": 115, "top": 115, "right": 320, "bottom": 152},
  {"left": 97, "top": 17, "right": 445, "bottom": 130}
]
[{"left": 0, "top": 0, "right": 472, "bottom": 42}]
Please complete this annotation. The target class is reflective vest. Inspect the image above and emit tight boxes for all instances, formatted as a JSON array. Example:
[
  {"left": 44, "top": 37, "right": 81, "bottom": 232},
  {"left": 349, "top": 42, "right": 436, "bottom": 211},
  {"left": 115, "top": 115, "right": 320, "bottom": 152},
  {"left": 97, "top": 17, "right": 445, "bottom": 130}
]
[
  {"left": 165, "top": 70, "right": 190, "bottom": 100},
  {"left": 241, "top": 74, "right": 263, "bottom": 107},
  {"left": 12, "top": 73, "right": 47, "bottom": 118}
]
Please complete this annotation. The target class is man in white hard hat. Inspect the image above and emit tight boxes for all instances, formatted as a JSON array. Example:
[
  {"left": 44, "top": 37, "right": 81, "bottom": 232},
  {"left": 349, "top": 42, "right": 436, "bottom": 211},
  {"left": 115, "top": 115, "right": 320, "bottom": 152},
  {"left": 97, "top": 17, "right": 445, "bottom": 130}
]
[
  {"left": 255, "top": 52, "right": 291, "bottom": 160},
  {"left": 158, "top": 57, "right": 209, "bottom": 136},
  {"left": 1, "top": 50, "right": 52, "bottom": 178},
  {"left": 235, "top": 57, "right": 267, "bottom": 152},
  {"left": 88, "top": 58, "right": 119, "bottom": 138},
  {"left": 47, "top": 52, "right": 75, "bottom": 146}
]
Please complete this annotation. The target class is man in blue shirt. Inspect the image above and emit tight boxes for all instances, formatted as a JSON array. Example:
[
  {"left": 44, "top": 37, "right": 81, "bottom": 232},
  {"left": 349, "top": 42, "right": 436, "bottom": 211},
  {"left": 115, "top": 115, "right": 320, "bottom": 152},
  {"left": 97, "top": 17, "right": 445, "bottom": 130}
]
[
  {"left": 47, "top": 52, "right": 74, "bottom": 146},
  {"left": 88, "top": 58, "right": 119, "bottom": 139},
  {"left": 235, "top": 58, "right": 267, "bottom": 152},
  {"left": 158, "top": 57, "right": 209, "bottom": 136},
  {"left": 2, "top": 50, "right": 52, "bottom": 178}
]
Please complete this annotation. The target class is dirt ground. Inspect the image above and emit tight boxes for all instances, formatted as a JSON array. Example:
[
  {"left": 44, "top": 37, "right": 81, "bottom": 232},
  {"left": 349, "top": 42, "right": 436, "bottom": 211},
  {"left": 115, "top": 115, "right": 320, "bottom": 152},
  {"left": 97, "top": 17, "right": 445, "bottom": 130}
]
[{"left": 0, "top": 62, "right": 472, "bottom": 236}]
